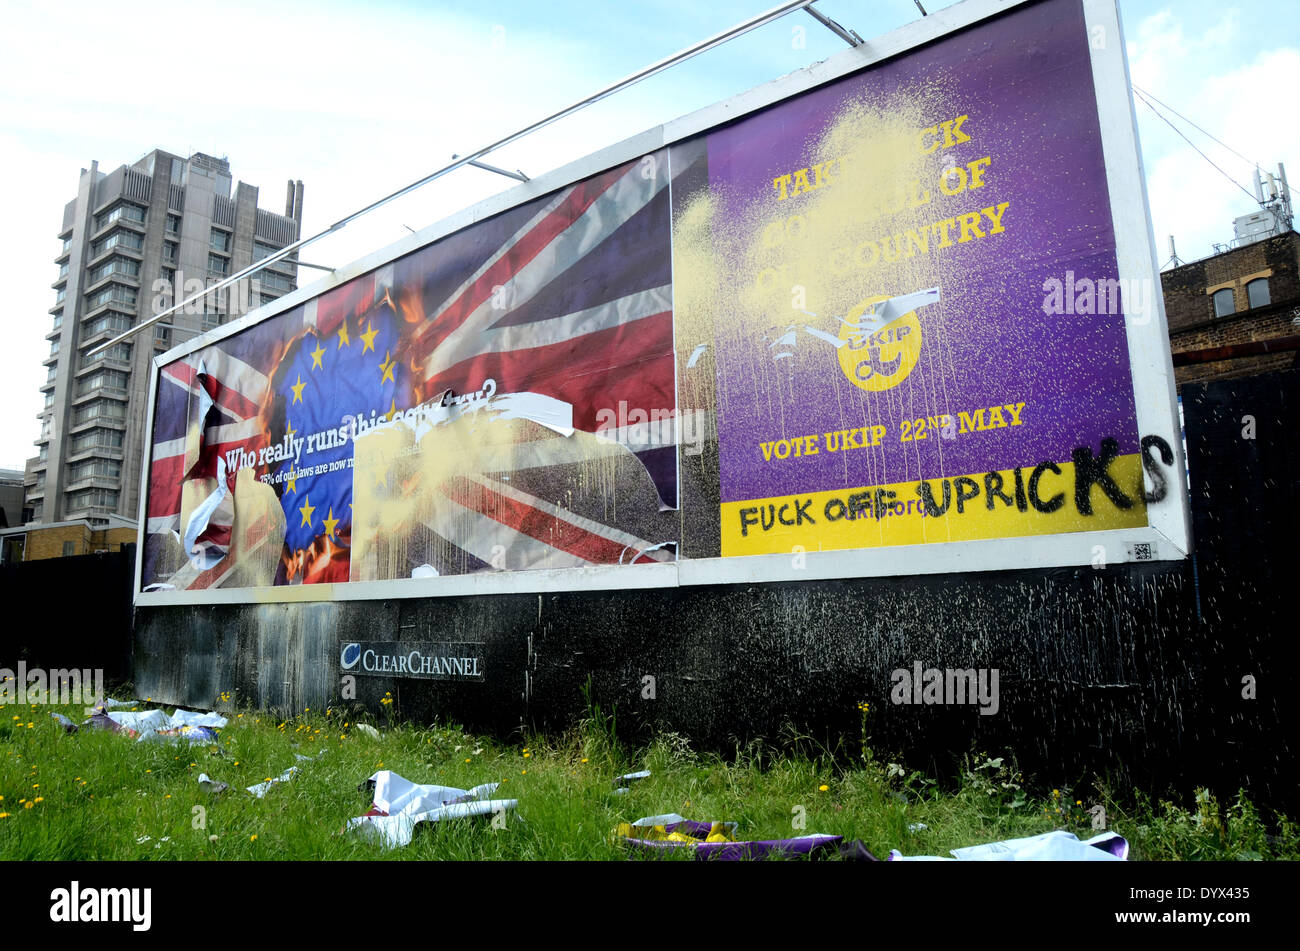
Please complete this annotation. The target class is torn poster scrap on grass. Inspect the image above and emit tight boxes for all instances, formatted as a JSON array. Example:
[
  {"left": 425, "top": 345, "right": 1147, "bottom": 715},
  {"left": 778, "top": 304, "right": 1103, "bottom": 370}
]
[
  {"left": 888, "top": 829, "right": 1128, "bottom": 861},
  {"left": 617, "top": 813, "right": 849, "bottom": 860},
  {"left": 345, "top": 770, "right": 518, "bottom": 849}
]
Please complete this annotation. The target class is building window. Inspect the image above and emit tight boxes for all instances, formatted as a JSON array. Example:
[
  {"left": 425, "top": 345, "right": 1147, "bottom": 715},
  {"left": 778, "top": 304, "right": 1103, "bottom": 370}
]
[
  {"left": 72, "top": 399, "right": 127, "bottom": 426},
  {"left": 69, "top": 458, "right": 122, "bottom": 482},
  {"left": 86, "top": 284, "right": 137, "bottom": 310},
  {"left": 88, "top": 257, "right": 141, "bottom": 285},
  {"left": 67, "top": 488, "right": 118, "bottom": 511},
  {"left": 208, "top": 253, "right": 229, "bottom": 275},
  {"left": 94, "top": 203, "right": 146, "bottom": 232},
  {"left": 258, "top": 271, "right": 293, "bottom": 292},
  {"left": 163, "top": 241, "right": 178, "bottom": 263},
  {"left": 1212, "top": 288, "right": 1235, "bottom": 318},
  {"left": 81, "top": 341, "right": 132, "bottom": 366},
  {"left": 210, "top": 229, "right": 231, "bottom": 252},
  {"left": 76, "top": 369, "right": 129, "bottom": 396},
  {"left": 1246, "top": 278, "right": 1270, "bottom": 309},
  {"left": 91, "top": 230, "right": 143, "bottom": 256},
  {"left": 71, "top": 428, "right": 125, "bottom": 453},
  {"left": 84, "top": 312, "right": 133, "bottom": 337},
  {"left": 1, "top": 534, "right": 25, "bottom": 565},
  {"left": 166, "top": 214, "right": 182, "bottom": 234}
]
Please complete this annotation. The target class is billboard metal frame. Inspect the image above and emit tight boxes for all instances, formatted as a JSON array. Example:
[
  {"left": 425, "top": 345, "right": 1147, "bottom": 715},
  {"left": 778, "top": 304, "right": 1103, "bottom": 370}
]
[{"left": 135, "top": 0, "right": 1192, "bottom": 607}]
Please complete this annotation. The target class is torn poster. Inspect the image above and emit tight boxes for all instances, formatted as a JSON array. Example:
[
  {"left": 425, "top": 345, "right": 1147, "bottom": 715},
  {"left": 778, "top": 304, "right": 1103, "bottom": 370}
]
[
  {"left": 617, "top": 814, "right": 844, "bottom": 860},
  {"left": 345, "top": 770, "right": 518, "bottom": 849},
  {"left": 888, "top": 829, "right": 1129, "bottom": 861}
]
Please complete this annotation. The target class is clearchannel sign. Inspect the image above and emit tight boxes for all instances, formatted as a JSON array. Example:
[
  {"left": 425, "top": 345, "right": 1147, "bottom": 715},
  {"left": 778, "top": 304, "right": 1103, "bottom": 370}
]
[{"left": 339, "top": 641, "right": 485, "bottom": 682}]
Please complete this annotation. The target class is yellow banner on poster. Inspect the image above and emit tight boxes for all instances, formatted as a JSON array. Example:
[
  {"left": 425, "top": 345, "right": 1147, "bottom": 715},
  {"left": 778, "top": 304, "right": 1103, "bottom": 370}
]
[{"left": 721, "top": 453, "right": 1149, "bottom": 556}]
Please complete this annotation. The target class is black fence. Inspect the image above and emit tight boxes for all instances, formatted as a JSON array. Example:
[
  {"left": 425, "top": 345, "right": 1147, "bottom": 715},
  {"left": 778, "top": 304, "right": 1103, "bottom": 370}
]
[{"left": 0, "top": 545, "right": 134, "bottom": 685}]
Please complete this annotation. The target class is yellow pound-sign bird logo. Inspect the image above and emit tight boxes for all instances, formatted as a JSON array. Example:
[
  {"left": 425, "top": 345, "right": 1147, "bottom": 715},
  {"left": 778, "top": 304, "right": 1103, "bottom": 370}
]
[{"left": 836, "top": 288, "right": 939, "bottom": 392}]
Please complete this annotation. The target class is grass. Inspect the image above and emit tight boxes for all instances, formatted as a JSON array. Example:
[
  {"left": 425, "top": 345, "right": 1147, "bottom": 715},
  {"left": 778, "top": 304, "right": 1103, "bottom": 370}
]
[{"left": 0, "top": 690, "right": 1296, "bottom": 860}]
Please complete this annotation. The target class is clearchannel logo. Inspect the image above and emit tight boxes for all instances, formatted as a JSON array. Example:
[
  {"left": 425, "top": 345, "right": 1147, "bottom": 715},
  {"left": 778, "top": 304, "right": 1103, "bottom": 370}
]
[{"left": 340, "top": 643, "right": 361, "bottom": 670}]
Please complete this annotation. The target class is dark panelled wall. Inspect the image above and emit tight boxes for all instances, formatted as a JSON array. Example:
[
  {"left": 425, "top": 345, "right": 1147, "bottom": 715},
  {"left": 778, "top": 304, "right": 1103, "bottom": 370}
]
[
  {"left": 130, "top": 372, "right": 1299, "bottom": 804},
  {"left": 1, "top": 547, "right": 134, "bottom": 684}
]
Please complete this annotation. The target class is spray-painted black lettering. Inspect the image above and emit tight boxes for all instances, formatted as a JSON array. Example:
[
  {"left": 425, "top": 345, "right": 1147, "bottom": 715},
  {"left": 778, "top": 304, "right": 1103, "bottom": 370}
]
[
  {"left": 1072, "top": 437, "right": 1133, "bottom": 514},
  {"left": 984, "top": 471, "right": 1014, "bottom": 509},
  {"left": 916, "top": 479, "right": 952, "bottom": 517},
  {"left": 1028, "top": 462, "right": 1064, "bottom": 513},
  {"left": 1140, "top": 434, "right": 1174, "bottom": 504},
  {"left": 953, "top": 476, "right": 980, "bottom": 514}
]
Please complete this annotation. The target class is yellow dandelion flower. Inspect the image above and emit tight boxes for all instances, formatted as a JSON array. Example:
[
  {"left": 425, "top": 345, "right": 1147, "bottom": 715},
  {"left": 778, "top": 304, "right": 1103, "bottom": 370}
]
[
  {"left": 0, "top": 813, "right": 8, "bottom": 818},
  {"left": 581, "top": 758, "right": 588, "bottom": 764},
  {"left": 33, "top": 797, "right": 43, "bottom": 803},
  {"left": 250, "top": 835, "right": 257, "bottom": 842},
  {"left": 23, "top": 801, "right": 33, "bottom": 809},
  {"left": 819, "top": 784, "right": 829, "bottom": 792}
]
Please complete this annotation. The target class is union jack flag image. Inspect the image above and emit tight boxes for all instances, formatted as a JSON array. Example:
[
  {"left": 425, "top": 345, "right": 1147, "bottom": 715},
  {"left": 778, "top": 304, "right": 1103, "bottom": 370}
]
[{"left": 142, "top": 153, "right": 680, "bottom": 592}]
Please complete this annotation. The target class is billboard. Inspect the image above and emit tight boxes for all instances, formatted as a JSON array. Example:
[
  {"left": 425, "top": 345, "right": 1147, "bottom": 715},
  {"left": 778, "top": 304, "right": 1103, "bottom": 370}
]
[{"left": 136, "top": 0, "right": 1190, "bottom": 604}]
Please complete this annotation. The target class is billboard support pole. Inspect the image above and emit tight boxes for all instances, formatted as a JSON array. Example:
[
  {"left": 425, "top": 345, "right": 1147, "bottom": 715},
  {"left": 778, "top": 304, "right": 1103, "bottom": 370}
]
[
  {"left": 452, "top": 154, "right": 530, "bottom": 183},
  {"left": 804, "top": 6, "right": 863, "bottom": 46},
  {"left": 87, "top": 0, "right": 816, "bottom": 359}
]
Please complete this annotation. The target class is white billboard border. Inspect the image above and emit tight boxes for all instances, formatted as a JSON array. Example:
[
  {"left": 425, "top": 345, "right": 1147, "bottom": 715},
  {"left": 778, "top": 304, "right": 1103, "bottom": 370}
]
[{"left": 135, "top": 0, "right": 1192, "bottom": 607}]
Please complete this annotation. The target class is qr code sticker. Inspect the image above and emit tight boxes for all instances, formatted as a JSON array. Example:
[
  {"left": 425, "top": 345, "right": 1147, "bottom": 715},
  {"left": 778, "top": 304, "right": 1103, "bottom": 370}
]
[{"left": 1130, "top": 542, "right": 1153, "bottom": 561}]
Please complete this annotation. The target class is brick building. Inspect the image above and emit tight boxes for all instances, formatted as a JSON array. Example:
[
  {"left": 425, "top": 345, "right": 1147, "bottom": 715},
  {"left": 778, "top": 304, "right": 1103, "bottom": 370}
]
[
  {"left": 1163, "top": 231, "right": 1300, "bottom": 387},
  {"left": 0, "top": 515, "right": 136, "bottom": 565}
]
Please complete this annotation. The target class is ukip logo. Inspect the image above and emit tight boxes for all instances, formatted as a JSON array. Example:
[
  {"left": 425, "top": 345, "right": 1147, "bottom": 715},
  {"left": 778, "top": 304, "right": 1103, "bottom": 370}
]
[{"left": 836, "top": 287, "right": 940, "bottom": 392}]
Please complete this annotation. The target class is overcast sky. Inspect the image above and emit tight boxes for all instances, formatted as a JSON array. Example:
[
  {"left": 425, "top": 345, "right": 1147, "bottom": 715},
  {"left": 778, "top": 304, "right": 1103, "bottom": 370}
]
[{"left": 1, "top": 0, "right": 1296, "bottom": 469}]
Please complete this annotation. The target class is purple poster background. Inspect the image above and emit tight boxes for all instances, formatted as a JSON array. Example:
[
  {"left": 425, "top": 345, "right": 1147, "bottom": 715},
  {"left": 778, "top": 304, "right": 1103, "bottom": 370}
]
[{"left": 703, "top": 0, "right": 1140, "bottom": 504}]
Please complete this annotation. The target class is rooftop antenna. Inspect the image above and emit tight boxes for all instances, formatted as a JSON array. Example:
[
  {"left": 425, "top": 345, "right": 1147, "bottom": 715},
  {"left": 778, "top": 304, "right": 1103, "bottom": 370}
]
[
  {"left": 1163, "top": 235, "right": 1184, "bottom": 270},
  {"left": 1232, "top": 160, "right": 1294, "bottom": 247}
]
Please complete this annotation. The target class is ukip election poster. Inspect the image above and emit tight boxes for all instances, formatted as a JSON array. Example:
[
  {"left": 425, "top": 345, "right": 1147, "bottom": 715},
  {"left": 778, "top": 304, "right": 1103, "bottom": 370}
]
[
  {"left": 139, "top": 0, "right": 1182, "bottom": 598},
  {"left": 672, "top": 0, "right": 1154, "bottom": 559}
]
